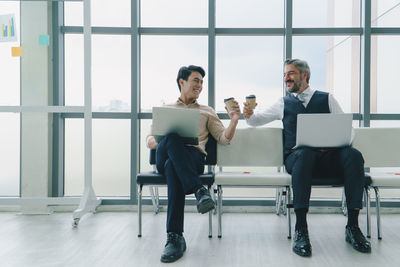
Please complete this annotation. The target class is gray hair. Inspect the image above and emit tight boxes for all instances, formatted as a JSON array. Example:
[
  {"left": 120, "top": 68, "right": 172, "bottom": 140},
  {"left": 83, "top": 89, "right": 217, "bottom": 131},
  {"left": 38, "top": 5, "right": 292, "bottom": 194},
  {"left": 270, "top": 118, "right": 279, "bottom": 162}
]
[{"left": 284, "top": 59, "right": 311, "bottom": 83}]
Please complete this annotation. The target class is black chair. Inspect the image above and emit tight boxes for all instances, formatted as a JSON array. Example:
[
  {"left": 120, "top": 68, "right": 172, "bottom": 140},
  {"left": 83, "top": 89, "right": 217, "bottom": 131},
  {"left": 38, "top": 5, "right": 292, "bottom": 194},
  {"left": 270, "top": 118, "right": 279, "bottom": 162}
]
[{"left": 136, "top": 134, "right": 217, "bottom": 237}]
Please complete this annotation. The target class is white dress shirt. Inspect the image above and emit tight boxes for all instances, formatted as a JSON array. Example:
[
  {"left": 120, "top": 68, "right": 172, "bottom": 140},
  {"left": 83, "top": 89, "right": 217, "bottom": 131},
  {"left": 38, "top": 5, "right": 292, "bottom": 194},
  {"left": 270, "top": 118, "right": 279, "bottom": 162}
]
[{"left": 246, "top": 87, "right": 344, "bottom": 127}]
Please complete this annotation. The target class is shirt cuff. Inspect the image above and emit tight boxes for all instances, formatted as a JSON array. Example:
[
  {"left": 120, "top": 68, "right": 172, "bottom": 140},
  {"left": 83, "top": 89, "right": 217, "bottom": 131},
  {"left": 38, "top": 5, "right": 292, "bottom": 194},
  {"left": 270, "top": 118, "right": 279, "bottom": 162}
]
[{"left": 219, "top": 130, "right": 231, "bottom": 145}]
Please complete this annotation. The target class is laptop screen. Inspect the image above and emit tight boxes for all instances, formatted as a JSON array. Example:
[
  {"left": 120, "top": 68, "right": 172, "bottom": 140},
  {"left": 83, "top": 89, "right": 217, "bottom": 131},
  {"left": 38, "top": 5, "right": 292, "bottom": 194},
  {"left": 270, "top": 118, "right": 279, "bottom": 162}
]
[{"left": 295, "top": 113, "right": 353, "bottom": 148}]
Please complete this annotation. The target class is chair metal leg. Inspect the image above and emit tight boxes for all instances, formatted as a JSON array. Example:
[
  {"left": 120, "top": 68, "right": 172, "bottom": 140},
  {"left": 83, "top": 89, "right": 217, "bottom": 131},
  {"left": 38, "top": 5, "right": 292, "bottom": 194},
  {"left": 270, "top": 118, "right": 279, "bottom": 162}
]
[
  {"left": 138, "top": 184, "right": 143, "bottom": 237},
  {"left": 364, "top": 187, "right": 371, "bottom": 238},
  {"left": 211, "top": 184, "right": 217, "bottom": 215},
  {"left": 154, "top": 186, "right": 160, "bottom": 214},
  {"left": 217, "top": 185, "right": 223, "bottom": 238},
  {"left": 374, "top": 186, "right": 382, "bottom": 240},
  {"left": 281, "top": 189, "right": 287, "bottom": 216},
  {"left": 341, "top": 189, "right": 347, "bottom": 216},
  {"left": 275, "top": 188, "right": 282, "bottom": 215},
  {"left": 286, "top": 186, "right": 292, "bottom": 239},
  {"left": 149, "top": 186, "right": 159, "bottom": 214},
  {"left": 208, "top": 185, "right": 212, "bottom": 238}
]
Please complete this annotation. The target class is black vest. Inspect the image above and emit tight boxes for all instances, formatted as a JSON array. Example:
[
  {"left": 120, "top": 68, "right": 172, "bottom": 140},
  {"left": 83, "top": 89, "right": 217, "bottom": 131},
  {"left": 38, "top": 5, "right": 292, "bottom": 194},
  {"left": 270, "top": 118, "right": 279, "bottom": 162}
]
[{"left": 282, "top": 91, "right": 330, "bottom": 155}]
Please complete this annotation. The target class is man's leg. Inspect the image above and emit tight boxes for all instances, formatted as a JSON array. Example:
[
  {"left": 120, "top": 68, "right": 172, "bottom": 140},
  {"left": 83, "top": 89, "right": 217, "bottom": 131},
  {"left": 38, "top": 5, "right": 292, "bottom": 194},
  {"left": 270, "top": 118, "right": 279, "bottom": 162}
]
[
  {"left": 156, "top": 133, "right": 204, "bottom": 194},
  {"left": 285, "top": 147, "right": 318, "bottom": 257},
  {"left": 165, "top": 159, "right": 185, "bottom": 235},
  {"left": 337, "top": 147, "right": 371, "bottom": 253},
  {"left": 160, "top": 159, "right": 187, "bottom": 263},
  {"left": 156, "top": 133, "right": 213, "bottom": 263}
]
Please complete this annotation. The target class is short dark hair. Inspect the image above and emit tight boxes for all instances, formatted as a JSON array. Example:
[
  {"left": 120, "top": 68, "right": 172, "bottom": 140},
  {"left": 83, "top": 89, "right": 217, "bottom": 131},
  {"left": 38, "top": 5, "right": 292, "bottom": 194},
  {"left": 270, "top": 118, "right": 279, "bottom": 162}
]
[
  {"left": 284, "top": 59, "right": 311, "bottom": 83},
  {"left": 176, "top": 65, "right": 206, "bottom": 91}
]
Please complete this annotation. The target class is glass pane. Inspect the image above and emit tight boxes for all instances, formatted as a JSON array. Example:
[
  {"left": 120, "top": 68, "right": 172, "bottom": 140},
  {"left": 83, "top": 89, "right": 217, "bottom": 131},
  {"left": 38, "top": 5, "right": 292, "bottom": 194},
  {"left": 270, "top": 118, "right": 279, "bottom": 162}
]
[
  {"left": 65, "top": 34, "right": 131, "bottom": 111},
  {"left": 92, "top": 35, "right": 131, "bottom": 112},
  {"left": 92, "top": 119, "right": 130, "bottom": 197},
  {"left": 65, "top": 34, "right": 84, "bottom": 106},
  {"left": 292, "top": 36, "right": 360, "bottom": 113},
  {"left": 216, "top": 0, "right": 284, "bottom": 28},
  {"left": 0, "top": 114, "right": 20, "bottom": 196},
  {"left": 371, "top": 36, "right": 400, "bottom": 113},
  {"left": 65, "top": 0, "right": 130, "bottom": 27},
  {"left": 0, "top": 1, "right": 20, "bottom": 106},
  {"left": 141, "top": 0, "right": 207, "bottom": 27},
  {"left": 64, "top": 119, "right": 84, "bottom": 196},
  {"left": 216, "top": 36, "right": 283, "bottom": 113},
  {"left": 64, "top": 2, "right": 83, "bottom": 26},
  {"left": 141, "top": 36, "right": 208, "bottom": 112},
  {"left": 293, "top": 0, "right": 360, "bottom": 27},
  {"left": 65, "top": 119, "right": 131, "bottom": 197},
  {"left": 372, "top": 0, "right": 400, "bottom": 27},
  {"left": 370, "top": 120, "right": 400, "bottom": 127}
]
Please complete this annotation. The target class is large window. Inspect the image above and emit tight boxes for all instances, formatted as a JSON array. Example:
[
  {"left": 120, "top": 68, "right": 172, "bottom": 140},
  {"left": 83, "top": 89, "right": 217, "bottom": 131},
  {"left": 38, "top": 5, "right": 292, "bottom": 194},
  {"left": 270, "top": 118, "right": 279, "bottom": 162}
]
[
  {"left": 0, "top": 1, "right": 20, "bottom": 196},
  {"left": 215, "top": 36, "right": 283, "bottom": 112},
  {"left": 140, "top": 36, "right": 208, "bottom": 112},
  {"left": 59, "top": 1, "right": 400, "bottom": 203},
  {"left": 292, "top": 36, "right": 360, "bottom": 113},
  {"left": 293, "top": 0, "right": 360, "bottom": 27}
]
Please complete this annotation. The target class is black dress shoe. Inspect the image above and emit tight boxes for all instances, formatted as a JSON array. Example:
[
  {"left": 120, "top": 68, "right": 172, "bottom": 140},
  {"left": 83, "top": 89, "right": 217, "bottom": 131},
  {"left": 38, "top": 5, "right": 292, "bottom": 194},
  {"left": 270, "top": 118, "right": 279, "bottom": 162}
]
[
  {"left": 345, "top": 225, "right": 371, "bottom": 253},
  {"left": 293, "top": 228, "right": 312, "bottom": 257},
  {"left": 194, "top": 186, "right": 215, "bottom": 214},
  {"left": 160, "top": 232, "right": 186, "bottom": 263}
]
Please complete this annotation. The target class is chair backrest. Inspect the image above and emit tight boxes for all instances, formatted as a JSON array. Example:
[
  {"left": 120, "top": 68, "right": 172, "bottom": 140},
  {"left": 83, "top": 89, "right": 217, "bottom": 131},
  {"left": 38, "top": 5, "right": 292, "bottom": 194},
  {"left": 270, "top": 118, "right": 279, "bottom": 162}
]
[
  {"left": 149, "top": 133, "right": 217, "bottom": 165},
  {"left": 217, "top": 128, "right": 284, "bottom": 167},
  {"left": 352, "top": 127, "right": 400, "bottom": 168}
]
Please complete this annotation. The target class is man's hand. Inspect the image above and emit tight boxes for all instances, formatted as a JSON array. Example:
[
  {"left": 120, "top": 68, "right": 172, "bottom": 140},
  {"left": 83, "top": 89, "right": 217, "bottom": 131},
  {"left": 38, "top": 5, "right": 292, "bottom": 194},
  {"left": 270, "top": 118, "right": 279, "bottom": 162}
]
[
  {"left": 147, "top": 136, "right": 158, "bottom": 150},
  {"left": 225, "top": 99, "right": 241, "bottom": 122},
  {"left": 243, "top": 101, "right": 257, "bottom": 119}
]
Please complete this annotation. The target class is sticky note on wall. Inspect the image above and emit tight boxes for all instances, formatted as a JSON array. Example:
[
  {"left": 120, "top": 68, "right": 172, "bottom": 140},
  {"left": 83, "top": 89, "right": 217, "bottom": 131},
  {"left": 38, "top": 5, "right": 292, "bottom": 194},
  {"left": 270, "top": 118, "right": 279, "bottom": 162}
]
[
  {"left": 39, "top": 35, "right": 50, "bottom": 46},
  {"left": 11, "top": 46, "right": 22, "bottom": 57}
]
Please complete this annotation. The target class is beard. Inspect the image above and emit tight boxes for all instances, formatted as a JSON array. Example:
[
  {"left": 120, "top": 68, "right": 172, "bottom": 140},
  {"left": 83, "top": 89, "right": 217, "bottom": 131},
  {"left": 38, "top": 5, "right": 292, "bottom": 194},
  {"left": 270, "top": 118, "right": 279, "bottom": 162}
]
[{"left": 285, "top": 79, "right": 303, "bottom": 93}]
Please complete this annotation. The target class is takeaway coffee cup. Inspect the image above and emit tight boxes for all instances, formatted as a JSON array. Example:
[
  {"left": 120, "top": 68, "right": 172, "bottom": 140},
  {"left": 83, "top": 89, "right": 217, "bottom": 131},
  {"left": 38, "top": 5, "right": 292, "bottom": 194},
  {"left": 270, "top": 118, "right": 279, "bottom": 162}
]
[
  {"left": 224, "top": 97, "right": 236, "bottom": 113},
  {"left": 246, "top": 95, "right": 257, "bottom": 109}
]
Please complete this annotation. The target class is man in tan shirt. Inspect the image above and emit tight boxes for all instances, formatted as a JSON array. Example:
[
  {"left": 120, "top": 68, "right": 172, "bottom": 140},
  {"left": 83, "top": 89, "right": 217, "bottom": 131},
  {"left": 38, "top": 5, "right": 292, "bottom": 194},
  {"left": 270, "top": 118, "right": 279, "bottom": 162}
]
[{"left": 147, "top": 65, "right": 240, "bottom": 263}]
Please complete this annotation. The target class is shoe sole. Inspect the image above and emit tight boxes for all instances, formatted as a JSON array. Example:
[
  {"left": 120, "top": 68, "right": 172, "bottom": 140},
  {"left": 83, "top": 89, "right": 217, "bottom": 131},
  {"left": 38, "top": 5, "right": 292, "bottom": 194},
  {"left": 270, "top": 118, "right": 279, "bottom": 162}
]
[
  {"left": 292, "top": 247, "right": 312, "bottom": 257},
  {"left": 160, "top": 244, "right": 186, "bottom": 263},
  {"left": 160, "top": 252, "right": 183, "bottom": 263},
  {"left": 197, "top": 198, "right": 215, "bottom": 214},
  {"left": 345, "top": 235, "right": 371, "bottom": 253}
]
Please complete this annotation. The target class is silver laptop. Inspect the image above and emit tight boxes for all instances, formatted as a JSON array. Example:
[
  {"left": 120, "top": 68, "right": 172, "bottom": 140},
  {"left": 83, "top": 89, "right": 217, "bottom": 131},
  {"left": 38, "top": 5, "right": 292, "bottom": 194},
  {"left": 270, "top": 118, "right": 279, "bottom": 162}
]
[
  {"left": 295, "top": 113, "right": 353, "bottom": 148},
  {"left": 152, "top": 106, "right": 200, "bottom": 145}
]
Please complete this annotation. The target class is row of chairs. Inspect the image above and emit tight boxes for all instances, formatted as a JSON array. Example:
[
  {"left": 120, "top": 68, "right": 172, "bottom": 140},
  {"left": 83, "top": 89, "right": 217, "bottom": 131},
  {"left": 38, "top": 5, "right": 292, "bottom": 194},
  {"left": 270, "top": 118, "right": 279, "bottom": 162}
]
[{"left": 136, "top": 128, "right": 400, "bottom": 240}]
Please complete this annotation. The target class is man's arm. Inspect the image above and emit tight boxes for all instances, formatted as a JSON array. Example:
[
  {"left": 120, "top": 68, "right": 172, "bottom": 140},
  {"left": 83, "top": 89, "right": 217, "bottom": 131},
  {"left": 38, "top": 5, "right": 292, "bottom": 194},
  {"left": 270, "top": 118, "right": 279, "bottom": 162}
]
[
  {"left": 244, "top": 98, "right": 284, "bottom": 127},
  {"left": 223, "top": 100, "right": 240, "bottom": 140},
  {"left": 147, "top": 136, "right": 158, "bottom": 150},
  {"left": 328, "top": 94, "right": 344, "bottom": 114},
  {"left": 207, "top": 101, "right": 240, "bottom": 145}
]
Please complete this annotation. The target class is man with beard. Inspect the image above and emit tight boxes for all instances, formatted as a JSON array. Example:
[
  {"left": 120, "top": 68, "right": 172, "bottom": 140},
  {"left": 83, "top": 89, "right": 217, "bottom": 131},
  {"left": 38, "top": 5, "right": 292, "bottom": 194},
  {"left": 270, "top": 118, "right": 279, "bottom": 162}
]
[{"left": 243, "top": 59, "right": 371, "bottom": 257}]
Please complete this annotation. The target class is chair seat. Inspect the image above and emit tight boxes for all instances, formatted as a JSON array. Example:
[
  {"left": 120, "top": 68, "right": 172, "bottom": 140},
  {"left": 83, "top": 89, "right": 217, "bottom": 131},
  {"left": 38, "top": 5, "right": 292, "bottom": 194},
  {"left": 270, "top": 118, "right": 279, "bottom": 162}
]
[
  {"left": 215, "top": 172, "right": 291, "bottom": 186},
  {"left": 311, "top": 175, "right": 371, "bottom": 187},
  {"left": 366, "top": 172, "right": 400, "bottom": 187},
  {"left": 137, "top": 172, "right": 215, "bottom": 186}
]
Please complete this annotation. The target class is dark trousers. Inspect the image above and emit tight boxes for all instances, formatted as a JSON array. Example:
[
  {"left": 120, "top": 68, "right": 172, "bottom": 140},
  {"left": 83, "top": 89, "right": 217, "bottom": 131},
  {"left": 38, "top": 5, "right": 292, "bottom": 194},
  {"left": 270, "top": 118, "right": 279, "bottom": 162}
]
[
  {"left": 156, "top": 133, "right": 205, "bottom": 234},
  {"left": 284, "top": 146, "right": 365, "bottom": 211}
]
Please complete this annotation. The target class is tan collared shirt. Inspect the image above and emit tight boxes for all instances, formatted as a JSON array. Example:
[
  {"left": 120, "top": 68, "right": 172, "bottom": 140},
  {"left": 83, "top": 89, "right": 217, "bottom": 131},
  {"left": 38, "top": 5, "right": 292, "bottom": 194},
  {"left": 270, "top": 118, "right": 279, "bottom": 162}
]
[{"left": 147, "top": 98, "right": 231, "bottom": 155}]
